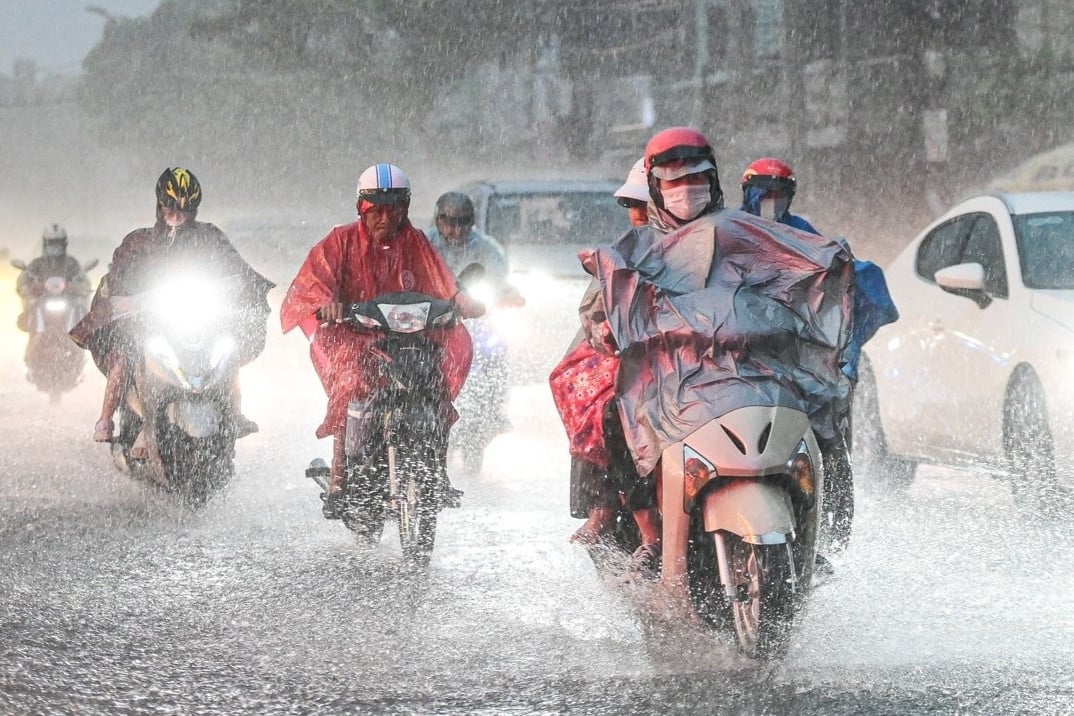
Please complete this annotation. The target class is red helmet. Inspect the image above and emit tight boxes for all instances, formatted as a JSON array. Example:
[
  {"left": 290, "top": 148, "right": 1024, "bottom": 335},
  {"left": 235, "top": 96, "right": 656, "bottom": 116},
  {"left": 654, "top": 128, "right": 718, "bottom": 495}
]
[
  {"left": 644, "top": 127, "right": 715, "bottom": 173},
  {"left": 740, "top": 157, "right": 796, "bottom": 196},
  {"left": 643, "top": 127, "right": 722, "bottom": 225}
]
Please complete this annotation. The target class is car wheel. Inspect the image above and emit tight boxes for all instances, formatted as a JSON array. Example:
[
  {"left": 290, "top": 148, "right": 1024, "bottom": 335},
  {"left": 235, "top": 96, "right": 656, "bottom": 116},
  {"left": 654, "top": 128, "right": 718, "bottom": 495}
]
[
  {"left": 851, "top": 356, "right": 916, "bottom": 493},
  {"left": 1003, "top": 369, "right": 1058, "bottom": 515}
]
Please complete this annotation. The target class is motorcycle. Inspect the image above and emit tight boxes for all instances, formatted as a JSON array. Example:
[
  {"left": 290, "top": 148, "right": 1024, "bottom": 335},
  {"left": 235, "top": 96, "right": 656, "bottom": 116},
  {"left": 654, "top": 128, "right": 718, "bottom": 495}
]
[
  {"left": 306, "top": 264, "right": 483, "bottom": 565},
  {"left": 108, "top": 274, "right": 254, "bottom": 506},
  {"left": 450, "top": 315, "right": 510, "bottom": 473},
  {"left": 583, "top": 402, "right": 824, "bottom": 659},
  {"left": 11, "top": 257, "right": 98, "bottom": 403}
]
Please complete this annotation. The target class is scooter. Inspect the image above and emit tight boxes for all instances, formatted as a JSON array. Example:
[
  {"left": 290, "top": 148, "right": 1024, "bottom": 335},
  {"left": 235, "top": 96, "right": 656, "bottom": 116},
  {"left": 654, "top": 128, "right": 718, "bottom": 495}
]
[
  {"left": 108, "top": 274, "right": 252, "bottom": 506},
  {"left": 11, "top": 258, "right": 97, "bottom": 403},
  {"left": 591, "top": 401, "right": 823, "bottom": 659}
]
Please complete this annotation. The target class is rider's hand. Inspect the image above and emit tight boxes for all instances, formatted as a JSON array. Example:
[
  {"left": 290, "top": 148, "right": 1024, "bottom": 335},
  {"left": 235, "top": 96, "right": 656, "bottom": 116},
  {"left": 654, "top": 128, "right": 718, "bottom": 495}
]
[{"left": 317, "top": 302, "right": 345, "bottom": 324}]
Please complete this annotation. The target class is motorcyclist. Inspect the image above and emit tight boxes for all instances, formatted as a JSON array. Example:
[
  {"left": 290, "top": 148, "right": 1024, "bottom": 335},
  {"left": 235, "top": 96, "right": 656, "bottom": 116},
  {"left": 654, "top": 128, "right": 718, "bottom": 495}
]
[
  {"left": 70, "top": 168, "right": 273, "bottom": 450},
  {"left": 740, "top": 157, "right": 899, "bottom": 548},
  {"left": 16, "top": 224, "right": 91, "bottom": 332},
  {"left": 568, "top": 157, "right": 649, "bottom": 547},
  {"left": 555, "top": 127, "right": 724, "bottom": 572},
  {"left": 280, "top": 163, "right": 482, "bottom": 519},
  {"left": 426, "top": 191, "right": 525, "bottom": 308},
  {"left": 426, "top": 191, "right": 523, "bottom": 439}
]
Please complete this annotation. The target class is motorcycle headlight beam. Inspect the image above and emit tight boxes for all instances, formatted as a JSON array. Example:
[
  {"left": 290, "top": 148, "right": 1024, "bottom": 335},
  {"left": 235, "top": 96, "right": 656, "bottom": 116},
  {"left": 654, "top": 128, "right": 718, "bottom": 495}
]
[
  {"left": 45, "top": 298, "right": 68, "bottom": 313},
  {"left": 145, "top": 335, "right": 190, "bottom": 389}
]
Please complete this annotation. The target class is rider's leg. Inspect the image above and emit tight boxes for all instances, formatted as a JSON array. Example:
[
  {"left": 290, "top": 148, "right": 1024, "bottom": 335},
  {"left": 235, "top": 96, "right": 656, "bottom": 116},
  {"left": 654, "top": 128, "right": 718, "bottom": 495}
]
[
  {"left": 94, "top": 353, "right": 127, "bottom": 441},
  {"left": 230, "top": 372, "right": 259, "bottom": 437}
]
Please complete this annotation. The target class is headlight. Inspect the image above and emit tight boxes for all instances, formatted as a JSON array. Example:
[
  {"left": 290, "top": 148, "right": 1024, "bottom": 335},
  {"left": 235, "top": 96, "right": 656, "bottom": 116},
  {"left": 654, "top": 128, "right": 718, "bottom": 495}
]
[
  {"left": 466, "top": 280, "right": 497, "bottom": 308},
  {"left": 146, "top": 335, "right": 183, "bottom": 379},
  {"left": 45, "top": 298, "right": 68, "bottom": 312},
  {"left": 151, "top": 276, "right": 223, "bottom": 332}
]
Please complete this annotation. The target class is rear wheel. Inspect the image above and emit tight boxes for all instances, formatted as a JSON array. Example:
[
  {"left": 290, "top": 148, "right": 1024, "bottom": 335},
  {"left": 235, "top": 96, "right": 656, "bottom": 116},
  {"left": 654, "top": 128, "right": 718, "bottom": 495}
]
[
  {"left": 728, "top": 539, "right": 796, "bottom": 659},
  {"left": 1004, "top": 371, "right": 1058, "bottom": 515}
]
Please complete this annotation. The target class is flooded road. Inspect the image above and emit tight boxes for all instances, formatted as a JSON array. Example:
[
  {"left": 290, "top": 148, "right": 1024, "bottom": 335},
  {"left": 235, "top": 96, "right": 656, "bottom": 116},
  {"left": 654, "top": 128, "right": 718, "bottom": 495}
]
[{"left": 1, "top": 281, "right": 1073, "bottom": 715}]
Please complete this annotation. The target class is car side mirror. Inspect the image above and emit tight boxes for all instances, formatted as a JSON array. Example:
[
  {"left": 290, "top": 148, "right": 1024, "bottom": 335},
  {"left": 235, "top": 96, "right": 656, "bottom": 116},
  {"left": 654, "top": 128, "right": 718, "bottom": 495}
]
[
  {"left": 83, "top": 259, "right": 99, "bottom": 272},
  {"left": 935, "top": 262, "right": 991, "bottom": 309},
  {"left": 10, "top": 259, "right": 26, "bottom": 270}
]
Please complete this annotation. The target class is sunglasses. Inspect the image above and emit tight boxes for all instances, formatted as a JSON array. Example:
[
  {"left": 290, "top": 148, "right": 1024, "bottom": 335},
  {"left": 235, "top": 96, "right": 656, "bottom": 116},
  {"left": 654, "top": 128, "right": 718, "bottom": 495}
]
[
  {"left": 617, "top": 197, "right": 646, "bottom": 209},
  {"left": 437, "top": 214, "right": 473, "bottom": 227}
]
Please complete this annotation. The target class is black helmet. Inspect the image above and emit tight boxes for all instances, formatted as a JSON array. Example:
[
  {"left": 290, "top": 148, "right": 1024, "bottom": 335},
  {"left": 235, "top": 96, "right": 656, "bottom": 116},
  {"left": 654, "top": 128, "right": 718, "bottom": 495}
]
[
  {"left": 156, "top": 167, "right": 202, "bottom": 213},
  {"left": 42, "top": 223, "right": 68, "bottom": 257}
]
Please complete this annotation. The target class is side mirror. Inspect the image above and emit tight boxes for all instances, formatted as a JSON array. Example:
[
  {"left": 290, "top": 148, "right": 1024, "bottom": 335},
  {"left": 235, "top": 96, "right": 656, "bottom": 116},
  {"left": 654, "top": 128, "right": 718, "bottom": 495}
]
[
  {"left": 83, "top": 258, "right": 99, "bottom": 272},
  {"left": 10, "top": 259, "right": 27, "bottom": 270},
  {"left": 935, "top": 262, "right": 991, "bottom": 308},
  {"left": 456, "top": 262, "right": 486, "bottom": 289}
]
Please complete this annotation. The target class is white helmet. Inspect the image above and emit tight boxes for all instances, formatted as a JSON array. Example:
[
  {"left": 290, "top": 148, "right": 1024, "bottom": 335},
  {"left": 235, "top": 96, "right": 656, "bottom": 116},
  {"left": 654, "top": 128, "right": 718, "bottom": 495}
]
[
  {"left": 356, "top": 163, "right": 411, "bottom": 205},
  {"left": 614, "top": 158, "right": 649, "bottom": 205}
]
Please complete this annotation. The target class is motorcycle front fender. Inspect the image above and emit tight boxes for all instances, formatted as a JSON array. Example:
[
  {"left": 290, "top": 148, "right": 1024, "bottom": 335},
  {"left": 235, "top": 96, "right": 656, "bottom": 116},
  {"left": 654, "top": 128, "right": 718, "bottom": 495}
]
[
  {"left": 701, "top": 479, "right": 795, "bottom": 545},
  {"left": 169, "top": 399, "right": 223, "bottom": 439}
]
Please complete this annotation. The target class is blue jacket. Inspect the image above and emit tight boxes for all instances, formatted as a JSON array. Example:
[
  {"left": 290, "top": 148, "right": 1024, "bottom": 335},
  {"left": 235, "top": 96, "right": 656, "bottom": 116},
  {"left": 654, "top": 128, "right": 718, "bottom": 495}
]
[{"left": 741, "top": 202, "right": 899, "bottom": 381}]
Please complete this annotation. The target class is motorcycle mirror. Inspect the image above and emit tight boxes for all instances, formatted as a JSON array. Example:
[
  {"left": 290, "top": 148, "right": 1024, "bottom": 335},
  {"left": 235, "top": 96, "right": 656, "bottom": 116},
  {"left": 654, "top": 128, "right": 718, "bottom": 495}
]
[
  {"left": 83, "top": 258, "right": 99, "bottom": 272},
  {"left": 10, "top": 259, "right": 26, "bottom": 270},
  {"left": 456, "top": 262, "right": 486, "bottom": 288}
]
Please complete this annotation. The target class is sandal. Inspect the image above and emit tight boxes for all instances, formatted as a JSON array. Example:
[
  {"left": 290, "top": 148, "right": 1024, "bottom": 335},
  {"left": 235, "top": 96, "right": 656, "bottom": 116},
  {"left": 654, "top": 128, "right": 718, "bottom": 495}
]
[
  {"left": 569, "top": 523, "right": 606, "bottom": 546},
  {"left": 93, "top": 419, "right": 115, "bottom": 443},
  {"left": 627, "top": 541, "right": 662, "bottom": 578}
]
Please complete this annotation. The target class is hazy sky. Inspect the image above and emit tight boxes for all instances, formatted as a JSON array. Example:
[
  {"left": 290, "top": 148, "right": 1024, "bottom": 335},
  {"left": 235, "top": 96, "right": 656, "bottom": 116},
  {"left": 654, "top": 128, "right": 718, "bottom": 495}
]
[{"left": 0, "top": 0, "right": 160, "bottom": 75}]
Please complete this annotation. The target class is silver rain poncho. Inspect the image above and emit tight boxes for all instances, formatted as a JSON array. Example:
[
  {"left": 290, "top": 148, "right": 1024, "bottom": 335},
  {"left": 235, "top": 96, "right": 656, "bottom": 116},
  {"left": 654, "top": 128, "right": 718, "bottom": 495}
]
[{"left": 579, "top": 209, "right": 854, "bottom": 476}]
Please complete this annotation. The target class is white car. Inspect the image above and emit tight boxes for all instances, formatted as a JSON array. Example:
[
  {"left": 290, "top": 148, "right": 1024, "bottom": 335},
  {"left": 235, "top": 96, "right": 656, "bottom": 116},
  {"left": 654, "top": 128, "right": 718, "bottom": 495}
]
[{"left": 855, "top": 192, "right": 1074, "bottom": 509}]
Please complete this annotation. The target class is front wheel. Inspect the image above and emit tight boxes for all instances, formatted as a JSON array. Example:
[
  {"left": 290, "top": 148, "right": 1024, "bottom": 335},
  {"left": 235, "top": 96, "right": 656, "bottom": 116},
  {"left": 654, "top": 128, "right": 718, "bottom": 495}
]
[
  {"left": 852, "top": 357, "right": 916, "bottom": 493},
  {"left": 1004, "top": 371, "right": 1058, "bottom": 515},
  {"left": 394, "top": 455, "right": 440, "bottom": 566},
  {"left": 727, "top": 538, "right": 797, "bottom": 659}
]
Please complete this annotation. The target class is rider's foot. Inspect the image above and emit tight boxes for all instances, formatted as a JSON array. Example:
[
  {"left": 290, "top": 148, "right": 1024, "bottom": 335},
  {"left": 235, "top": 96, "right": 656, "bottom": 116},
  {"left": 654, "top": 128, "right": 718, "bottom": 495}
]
[
  {"left": 814, "top": 552, "right": 835, "bottom": 577},
  {"left": 443, "top": 484, "right": 464, "bottom": 509},
  {"left": 627, "top": 541, "right": 661, "bottom": 579},
  {"left": 232, "top": 414, "right": 259, "bottom": 439},
  {"left": 93, "top": 419, "right": 114, "bottom": 443},
  {"left": 321, "top": 492, "right": 343, "bottom": 520}
]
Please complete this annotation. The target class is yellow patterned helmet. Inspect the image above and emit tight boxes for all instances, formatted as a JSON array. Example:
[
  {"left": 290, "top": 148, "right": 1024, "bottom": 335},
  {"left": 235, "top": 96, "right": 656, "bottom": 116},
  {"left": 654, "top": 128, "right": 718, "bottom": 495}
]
[{"left": 155, "top": 167, "right": 202, "bottom": 213}]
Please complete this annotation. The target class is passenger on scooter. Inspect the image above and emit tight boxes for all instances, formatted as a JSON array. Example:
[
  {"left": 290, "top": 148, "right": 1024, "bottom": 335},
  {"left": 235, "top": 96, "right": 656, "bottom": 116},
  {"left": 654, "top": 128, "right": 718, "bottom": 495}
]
[
  {"left": 70, "top": 168, "right": 273, "bottom": 448},
  {"left": 740, "top": 157, "right": 898, "bottom": 548},
  {"left": 280, "top": 163, "right": 483, "bottom": 519},
  {"left": 16, "top": 224, "right": 91, "bottom": 332},
  {"left": 555, "top": 127, "right": 724, "bottom": 573},
  {"left": 568, "top": 157, "right": 650, "bottom": 549}
]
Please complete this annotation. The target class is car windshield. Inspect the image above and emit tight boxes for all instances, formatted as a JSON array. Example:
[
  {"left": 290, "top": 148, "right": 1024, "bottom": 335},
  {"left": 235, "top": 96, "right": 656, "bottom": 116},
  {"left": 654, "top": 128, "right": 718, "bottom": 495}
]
[
  {"left": 486, "top": 191, "right": 627, "bottom": 246},
  {"left": 1013, "top": 211, "right": 1074, "bottom": 289}
]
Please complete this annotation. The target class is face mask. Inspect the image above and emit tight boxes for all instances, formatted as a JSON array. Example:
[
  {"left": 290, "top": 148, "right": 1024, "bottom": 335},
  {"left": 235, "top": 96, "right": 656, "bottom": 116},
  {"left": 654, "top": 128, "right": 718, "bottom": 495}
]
[
  {"left": 662, "top": 184, "right": 711, "bottom": 222},
  {"left": 759, "top": 197, "right": 790, "bottom": 221}
]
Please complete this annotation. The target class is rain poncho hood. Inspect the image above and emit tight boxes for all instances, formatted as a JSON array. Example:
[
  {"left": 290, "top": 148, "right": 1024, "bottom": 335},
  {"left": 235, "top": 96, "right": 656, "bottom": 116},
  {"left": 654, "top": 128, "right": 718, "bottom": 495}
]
[{"left": 575, "top": 209, "right": 853, "bottom": 475}]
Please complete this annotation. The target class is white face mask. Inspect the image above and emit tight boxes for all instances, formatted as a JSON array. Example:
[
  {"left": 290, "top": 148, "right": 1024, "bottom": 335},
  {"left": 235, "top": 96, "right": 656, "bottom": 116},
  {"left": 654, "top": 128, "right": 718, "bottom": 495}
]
[
  {"left": 662, "top": 184, "right": 711, "bottom": 222},
  {"left": 760, "top": 197, "right": 790, "bottom": 221}
]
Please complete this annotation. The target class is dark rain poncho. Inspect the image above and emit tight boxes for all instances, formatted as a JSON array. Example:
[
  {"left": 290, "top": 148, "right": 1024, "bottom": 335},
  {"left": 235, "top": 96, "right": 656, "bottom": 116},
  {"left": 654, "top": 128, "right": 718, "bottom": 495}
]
[{"left": 551, "top": 209, "right": 853, "bottom": 476}]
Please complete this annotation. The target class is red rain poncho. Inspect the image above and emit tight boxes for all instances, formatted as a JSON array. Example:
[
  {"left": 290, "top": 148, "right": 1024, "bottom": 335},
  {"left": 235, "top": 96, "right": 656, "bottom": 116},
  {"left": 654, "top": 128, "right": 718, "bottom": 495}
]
[{"left": 280, "top": 219, "right": 474, "bottom": 439}]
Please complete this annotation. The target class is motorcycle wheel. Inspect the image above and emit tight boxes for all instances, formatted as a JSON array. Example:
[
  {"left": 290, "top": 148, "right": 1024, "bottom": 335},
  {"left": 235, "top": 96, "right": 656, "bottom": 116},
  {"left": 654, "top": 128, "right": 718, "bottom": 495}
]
[
  {"left": 727, "top": 538, "right": 796, "bottom": 659},
  {"left": 164, "top": 431, "right": 235, "bottom": 508},
  {"left": 395, "top": 460, "right": 438, "bottom": 567}
]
